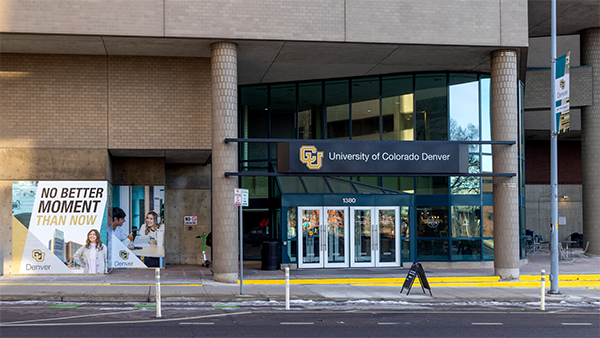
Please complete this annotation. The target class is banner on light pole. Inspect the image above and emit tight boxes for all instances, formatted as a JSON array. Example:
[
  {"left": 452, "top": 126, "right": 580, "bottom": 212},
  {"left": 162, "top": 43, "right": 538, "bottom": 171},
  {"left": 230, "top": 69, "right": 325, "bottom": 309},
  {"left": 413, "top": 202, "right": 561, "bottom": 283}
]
[{"left": 555, "top": 52, "right": 571, "bottom": 134}]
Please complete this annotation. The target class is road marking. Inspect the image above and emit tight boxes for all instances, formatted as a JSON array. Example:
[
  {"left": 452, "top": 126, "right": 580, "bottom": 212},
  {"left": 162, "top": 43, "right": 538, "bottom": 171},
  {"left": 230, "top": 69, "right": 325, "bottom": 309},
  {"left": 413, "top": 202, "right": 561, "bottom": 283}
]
[
  {"left": 48, "top": 305, "right": 82, "bottom": 308},
  {"left": 179, "top": 322, "right": 215, "bottom": 325},
  {"left": 561, "top": 323, "right": 592, "bottom": 326},
  {"left": 378, "top": 322, "right": 398, "bottom": 325},
  {"left": 472, "top": 323, "right": 503, "bottom": 325},
  {"left": 280, "top": 322, "right": 314, "bottom": 325},
  {"left": 0, "top": 311, "right": 253, "bottom": 327}
]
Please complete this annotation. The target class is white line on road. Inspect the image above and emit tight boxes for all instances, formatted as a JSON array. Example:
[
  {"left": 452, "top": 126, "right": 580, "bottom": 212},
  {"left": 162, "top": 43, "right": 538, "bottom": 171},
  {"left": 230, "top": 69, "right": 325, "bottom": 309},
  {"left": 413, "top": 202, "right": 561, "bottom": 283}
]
[
  {"left": 378, "top": 323, "right": 398, "bottom": 325},
  {"left": 0, "top": 311, "right": 253, "bottom": 327},
  {"left": 471, "top": 323, "right": 503, "bottom": 325},
  {"left": 561, "top": 323, "right": 593, "bottom": 326},
  {"left": 280, "top": 322, "right": 314, "bottom": 325},
  {"left": 179, "top": 322, "right": 215, "bottom": 325}
]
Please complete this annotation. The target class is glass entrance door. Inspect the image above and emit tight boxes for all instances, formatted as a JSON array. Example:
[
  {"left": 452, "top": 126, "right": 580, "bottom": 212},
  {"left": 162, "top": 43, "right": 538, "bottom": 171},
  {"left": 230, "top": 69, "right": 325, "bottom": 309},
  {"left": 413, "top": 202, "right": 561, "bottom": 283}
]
[
  {"left": 350, "top": 207, "right": 400, "bottom": 267},
  {"left": 298, "top": 207, "right": 348, "bottom": 268}
]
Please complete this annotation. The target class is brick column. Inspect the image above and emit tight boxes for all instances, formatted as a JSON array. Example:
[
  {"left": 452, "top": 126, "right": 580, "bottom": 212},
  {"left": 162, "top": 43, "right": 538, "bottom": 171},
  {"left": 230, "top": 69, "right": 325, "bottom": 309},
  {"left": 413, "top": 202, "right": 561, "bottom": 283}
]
[
  {"left": 581, "top": 28, "right": 600, "bottom": 257},
  {"left": 211, "top": 42, "right": 239, "bottom": 283},
  {"left": 491, "top": 50, "right": 520, "bottom": 280}
]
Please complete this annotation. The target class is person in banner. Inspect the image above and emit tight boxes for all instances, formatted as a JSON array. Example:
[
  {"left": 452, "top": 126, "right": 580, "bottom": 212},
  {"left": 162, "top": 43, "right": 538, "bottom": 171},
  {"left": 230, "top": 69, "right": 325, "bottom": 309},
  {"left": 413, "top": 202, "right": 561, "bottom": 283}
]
[
  {"left": 138, "top": 211, "right": 164, "bottom": 267},
  {"left": 139, "top": 211, "right": 163, "bottom": 243},
  {"left": 111, "top": 207, "right": 133, "bottom": 248},
  {"left": 73, "top": 229, "right": 107, "bottom": 274}
]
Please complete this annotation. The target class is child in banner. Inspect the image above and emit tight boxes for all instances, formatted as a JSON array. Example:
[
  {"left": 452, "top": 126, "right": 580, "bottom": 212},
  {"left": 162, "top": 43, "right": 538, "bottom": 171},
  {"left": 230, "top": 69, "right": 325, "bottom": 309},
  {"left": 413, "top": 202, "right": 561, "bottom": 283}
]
[{"left": 73, "top": 229, "right": 108, "bottom": 274}]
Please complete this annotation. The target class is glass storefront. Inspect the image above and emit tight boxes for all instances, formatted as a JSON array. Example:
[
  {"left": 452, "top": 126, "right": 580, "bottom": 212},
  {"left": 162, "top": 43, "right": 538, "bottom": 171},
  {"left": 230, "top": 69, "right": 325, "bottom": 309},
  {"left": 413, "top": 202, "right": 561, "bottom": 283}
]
[{"left": 238, "top": 72, "right": 525, "bottom": 264}]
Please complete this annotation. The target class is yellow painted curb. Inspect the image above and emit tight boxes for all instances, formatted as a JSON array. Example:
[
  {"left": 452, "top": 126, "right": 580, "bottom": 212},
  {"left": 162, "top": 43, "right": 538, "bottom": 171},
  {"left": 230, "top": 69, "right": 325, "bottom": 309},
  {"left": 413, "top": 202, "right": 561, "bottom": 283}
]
[{"left": 239, "top": 274, "right": 600, "bottom": 287}]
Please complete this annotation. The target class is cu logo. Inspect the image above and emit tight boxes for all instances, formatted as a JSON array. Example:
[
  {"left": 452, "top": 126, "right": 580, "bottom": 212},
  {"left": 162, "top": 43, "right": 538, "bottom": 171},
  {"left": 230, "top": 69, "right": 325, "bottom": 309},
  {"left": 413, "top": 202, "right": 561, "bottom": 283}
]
[
  {"left": 32, "top": 249, "right": 45, "bottom": 262},
  {"left": 119, "top": 250, "right": 129, "bottom": 260},
  {"left": 299, "top": 145, "right": 324, "bottom": 170}
]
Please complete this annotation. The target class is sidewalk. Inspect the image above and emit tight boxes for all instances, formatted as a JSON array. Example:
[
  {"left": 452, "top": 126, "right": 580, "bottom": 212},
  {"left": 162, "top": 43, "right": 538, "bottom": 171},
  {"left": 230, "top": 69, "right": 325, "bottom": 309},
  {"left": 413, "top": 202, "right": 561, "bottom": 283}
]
[{"left": 1, "top": 251, "right": 598, "bottom": 305}]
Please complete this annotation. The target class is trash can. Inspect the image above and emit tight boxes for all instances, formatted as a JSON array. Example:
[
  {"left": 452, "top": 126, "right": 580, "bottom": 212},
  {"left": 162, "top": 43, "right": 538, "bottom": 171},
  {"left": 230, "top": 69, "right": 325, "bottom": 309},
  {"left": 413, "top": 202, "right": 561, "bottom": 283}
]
[{"left": 261, "top": 241, "right": 278, "bottom": 270}]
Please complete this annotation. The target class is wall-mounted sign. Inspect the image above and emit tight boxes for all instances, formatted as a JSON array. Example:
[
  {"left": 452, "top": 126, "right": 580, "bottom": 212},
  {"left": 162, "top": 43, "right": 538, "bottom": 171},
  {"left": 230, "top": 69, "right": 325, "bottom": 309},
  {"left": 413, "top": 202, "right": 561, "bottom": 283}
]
[
  {"left": 277, "top": 141, "right": 469, "bottom": 174},
  {"left": 184, "top": 216, "right": 198, "bottom": 226},
  {"left": 234, "top": 188, "right": 249, "bottom": 207}
]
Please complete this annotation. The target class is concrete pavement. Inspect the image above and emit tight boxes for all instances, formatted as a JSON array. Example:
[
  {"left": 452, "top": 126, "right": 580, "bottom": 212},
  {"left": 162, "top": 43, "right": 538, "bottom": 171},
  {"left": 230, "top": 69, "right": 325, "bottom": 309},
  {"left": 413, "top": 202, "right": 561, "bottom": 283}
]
[{"left": 1, "top": 251, "right": 598, "bottom": 305}]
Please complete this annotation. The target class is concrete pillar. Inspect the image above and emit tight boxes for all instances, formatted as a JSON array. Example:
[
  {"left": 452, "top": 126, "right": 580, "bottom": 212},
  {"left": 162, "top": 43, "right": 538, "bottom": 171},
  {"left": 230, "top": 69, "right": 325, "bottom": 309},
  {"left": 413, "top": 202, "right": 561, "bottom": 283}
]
[
  {"left": 491, "top": 50, "right": 520, "bottom": 280},
  {"left": 581, "top": 28, "right": 600, "bottom": 257},
  {"left": 211, "top": 42, "right": 239, "bottom": 283}
]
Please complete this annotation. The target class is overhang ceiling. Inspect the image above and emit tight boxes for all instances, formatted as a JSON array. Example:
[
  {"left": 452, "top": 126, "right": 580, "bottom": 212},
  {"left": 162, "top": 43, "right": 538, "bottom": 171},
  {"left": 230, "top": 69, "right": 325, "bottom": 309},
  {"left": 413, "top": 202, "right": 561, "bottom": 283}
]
[
  {"left": 0, "top": 33, "right": 508, "bottom": 85},
  {"left": 528, "top": 0, "right": 599, "bottom": 38}
]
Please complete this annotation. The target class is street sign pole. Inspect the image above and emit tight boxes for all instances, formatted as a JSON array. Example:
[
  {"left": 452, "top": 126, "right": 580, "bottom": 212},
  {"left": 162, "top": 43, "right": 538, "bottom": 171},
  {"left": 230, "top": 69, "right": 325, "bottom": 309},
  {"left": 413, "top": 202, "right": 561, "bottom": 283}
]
[
  {"left": 234, "top": 188, "right": 244, "bottom": 294},
  {"left": 549, "top": 0, "right": 560, "bottom": 294},
  {"left": 235, "top": 188, "right": 249, "bottom": 295}
]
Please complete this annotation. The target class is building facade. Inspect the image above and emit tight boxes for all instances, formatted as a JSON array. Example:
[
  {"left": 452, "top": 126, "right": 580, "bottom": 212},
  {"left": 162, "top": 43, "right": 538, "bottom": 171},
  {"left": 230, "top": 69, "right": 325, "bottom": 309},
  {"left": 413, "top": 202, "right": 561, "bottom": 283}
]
[{"left": 1, "top": 1, "right": 598, "bottom": 282}]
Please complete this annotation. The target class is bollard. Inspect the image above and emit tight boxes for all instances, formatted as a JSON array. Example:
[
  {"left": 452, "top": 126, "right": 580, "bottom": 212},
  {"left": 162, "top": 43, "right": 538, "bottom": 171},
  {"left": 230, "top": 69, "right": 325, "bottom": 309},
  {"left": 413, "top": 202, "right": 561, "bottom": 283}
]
[
  {"left": 155, "top": 268, "right": 162, "bottom": 318},
  {"left": 540, "top": 269, "right": 545, "bottom": 311},
  {"left": 285, "top": 267, "right": 290, "bottom": 310}
]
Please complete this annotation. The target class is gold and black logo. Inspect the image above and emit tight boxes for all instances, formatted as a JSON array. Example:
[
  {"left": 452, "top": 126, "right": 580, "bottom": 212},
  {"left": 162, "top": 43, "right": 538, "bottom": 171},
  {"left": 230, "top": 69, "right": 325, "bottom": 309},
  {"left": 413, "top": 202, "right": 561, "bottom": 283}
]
[
  {"left": 299, "top": 145, "right": 324, "bottom": 170},
  {"left": 119, "top": 250, "right": 129, "bottom": 260},
  {"left": 560, "top": 79, "right": 566, "bottom": 90},
  {"left": 32, "top": 249, "right": 45, "bottom": 262}
]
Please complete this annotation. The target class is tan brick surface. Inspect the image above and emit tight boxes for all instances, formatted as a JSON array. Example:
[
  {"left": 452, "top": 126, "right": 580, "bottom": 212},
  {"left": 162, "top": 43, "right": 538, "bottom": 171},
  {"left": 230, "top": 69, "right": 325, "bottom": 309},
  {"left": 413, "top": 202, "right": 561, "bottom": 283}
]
[
  {"left": 0, "top": 54, "right": 108, "bottom": 149},
  {"left": 211, "top": 42, "right": 239, "bottom": 283},
  {"left": 0, "top": 0, "right": 163, "bottom": 36},
  {"left": 108, "top": 56, "right": 212, "bottom": 150},
  {"left": 581, "top": 28, "right": 600, "bottom": 256},
  {"left": 1, "top": 1, "right": 527, "bottom": 48},
  {"left": 1, "top": 54, "right": 212, "bottom": 150},
  {"left": 490, "top": 50, "right": 520, "bottom": 279}
]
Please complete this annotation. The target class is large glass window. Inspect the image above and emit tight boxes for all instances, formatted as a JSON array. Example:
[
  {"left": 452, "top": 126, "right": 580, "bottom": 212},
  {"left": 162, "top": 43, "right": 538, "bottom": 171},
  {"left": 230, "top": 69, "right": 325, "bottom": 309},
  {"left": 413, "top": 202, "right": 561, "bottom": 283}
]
[
  {"left": 299, "top": 82, "right": 323, "bottom": 140},
  {"left": 240, "top": 86, "right": 269, "bottom": 165},
  {"left": 325, "top": 80, "right": 350, "bottom": 139},
  {"left": 382, "top": 75, "right": 414, "bottom": 141},
  {"left": 451, "top": 206, "right": 481, "bottom": 238},
  {"left": 351, "top": 77, "right": 380, "bottom": 140},
  {"left": 415, "top": 73, "right": 448, "bottom": 141},
  {"left": 238, "top": 72, "right": 501, "bottom": 263},
  {"left": 271, "top": 84, "right": 296, "bottom": 139}
]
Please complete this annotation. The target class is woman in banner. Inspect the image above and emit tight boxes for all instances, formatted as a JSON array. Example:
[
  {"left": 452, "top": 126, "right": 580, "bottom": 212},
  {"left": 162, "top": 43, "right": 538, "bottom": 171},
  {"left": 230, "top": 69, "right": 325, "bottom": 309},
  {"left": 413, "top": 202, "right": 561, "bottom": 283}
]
[
  {"left": 73, "top": 229, "right": 107, "bottom": 274},
  {"left": 138, "top": 211, "right": 164, "bottom": 267}
]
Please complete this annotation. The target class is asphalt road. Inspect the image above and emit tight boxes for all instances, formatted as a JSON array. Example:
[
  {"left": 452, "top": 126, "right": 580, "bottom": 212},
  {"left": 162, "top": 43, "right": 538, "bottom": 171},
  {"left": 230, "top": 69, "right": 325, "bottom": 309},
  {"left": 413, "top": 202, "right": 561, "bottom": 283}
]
[{"left": 1, "top": 302, "right": 598, "bottom": 337}]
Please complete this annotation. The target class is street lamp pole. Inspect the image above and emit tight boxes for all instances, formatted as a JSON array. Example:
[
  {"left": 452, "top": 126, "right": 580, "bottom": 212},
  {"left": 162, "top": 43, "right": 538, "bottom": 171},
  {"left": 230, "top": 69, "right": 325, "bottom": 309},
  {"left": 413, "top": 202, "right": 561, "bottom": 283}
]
[{"left": 549, "top": 0, "right": 560, "bottom": 294}]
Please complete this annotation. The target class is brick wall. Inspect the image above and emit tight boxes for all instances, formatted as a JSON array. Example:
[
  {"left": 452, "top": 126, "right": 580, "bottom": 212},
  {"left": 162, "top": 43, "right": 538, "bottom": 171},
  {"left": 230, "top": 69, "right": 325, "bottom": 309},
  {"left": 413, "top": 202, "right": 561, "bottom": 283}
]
[
  {"left": 108, "top": 56, "right": 211, "bottom": 150},
  {"left": 525, "top": 140, "right": 582, "bottom": 184},
  {"left": 0, "top": 54, "right": 108, "bottom": 148},
  {"left": 0, "top": 54, "right": 212, "bottom": 150}
]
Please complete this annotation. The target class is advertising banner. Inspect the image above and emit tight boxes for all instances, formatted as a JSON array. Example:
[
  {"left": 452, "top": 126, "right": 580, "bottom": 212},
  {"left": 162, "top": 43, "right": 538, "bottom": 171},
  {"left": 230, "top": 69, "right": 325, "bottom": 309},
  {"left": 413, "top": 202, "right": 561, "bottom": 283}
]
[
  {"left": 277, "top": 141, "right": 469, "bottom": 174},
  {"left": 108, "top": 185, "right": 165, "bottom": 269},
  {"left": 555, "top": 52, "right": 571, "bottom": 134},
  {"left": 12, "top": 181, "right": 108, "bottom": 274}
]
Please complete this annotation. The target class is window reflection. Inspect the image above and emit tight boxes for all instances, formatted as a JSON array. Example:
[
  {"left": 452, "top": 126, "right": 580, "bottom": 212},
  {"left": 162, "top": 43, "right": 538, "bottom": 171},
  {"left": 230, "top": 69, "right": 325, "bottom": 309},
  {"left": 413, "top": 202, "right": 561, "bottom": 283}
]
[
  {"left": 481, "top": 75, "right": 491, "bottom": 153},
  {"left": 449, "top": 74, "right": 479, "bottom": 150},
  {"left": 415, "top": 73, "right": 447, "bottom": 141},
  {"left": 451, "top": 154, "right": 481, "bottom": 194},
  {"left": 299, "top": 82, "right": 323, "bottom": 140},
  {"left": 240, "top": 86, "right": 268, "bottom": 165},
  {"left": 451, "top": 206, "right": 480, "bottom": 238},
  {"left": 325, "top": 80, "right": 349, "bottom": 139},
  {"left": 416, "top": 206, "right": 449, "bottom": 237},
  {"left": 482, "top": 205, "right": 493, "bottom": 237},
  {"left": 382, "top": 75, "right": 414, "bottom": 140},
  {"left": 351, "top": 78, "right": 380, "bottom": 140}
]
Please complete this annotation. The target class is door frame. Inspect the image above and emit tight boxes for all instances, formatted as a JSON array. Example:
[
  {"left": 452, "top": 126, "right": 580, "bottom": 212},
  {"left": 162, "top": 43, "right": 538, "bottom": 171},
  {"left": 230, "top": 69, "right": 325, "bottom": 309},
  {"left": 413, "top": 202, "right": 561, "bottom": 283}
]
[
  {"left": 297, "top": 206, "right": 349, "bottom": 268},
  {"left": 350, "top": 206, "right": 401, "bottom": 268},
  {"left": 323, "top": 207, "right": 349, "bottom": 268}
]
